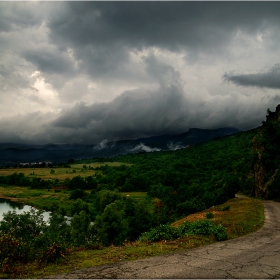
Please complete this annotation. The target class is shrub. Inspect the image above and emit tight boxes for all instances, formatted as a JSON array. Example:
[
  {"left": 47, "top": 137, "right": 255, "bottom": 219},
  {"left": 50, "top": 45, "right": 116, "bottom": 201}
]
[
  {"left": 222, "top": 205, "right": 230, "bottom": 211},
  {"left": 139, "top": 220, "right": 228, "bottom": 243},
  {"left": 206, "top": 212, "right": 214, "bottom": 219},
  {"left": 0, "top": 209, "right": 70, "bottom": 273},
  {"left": 33, "top": 235, "right": 67, "bottom": 263},
  {"left": 139, "top": 224, "right": 179, "bottom": 242},
  {"left": 212, "top": 224, "right": 228, "bottom": 241},
  {"left": 187, "top": 220, "right": 215, "bottom": 236},
  {"left": 179, "top": 220, "right": 228, "bottom": 241}
]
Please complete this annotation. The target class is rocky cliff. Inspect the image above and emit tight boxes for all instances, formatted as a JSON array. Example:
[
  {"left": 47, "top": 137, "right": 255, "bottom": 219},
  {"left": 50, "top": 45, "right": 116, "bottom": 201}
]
[{"left": 252, "top": 105, "right": 280, "bottom": 198}]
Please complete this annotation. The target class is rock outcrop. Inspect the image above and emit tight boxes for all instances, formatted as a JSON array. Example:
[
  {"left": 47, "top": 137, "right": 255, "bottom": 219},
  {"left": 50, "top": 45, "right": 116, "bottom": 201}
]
[{"left": 252, "top": 105, "right": 280, "bottom": 198}]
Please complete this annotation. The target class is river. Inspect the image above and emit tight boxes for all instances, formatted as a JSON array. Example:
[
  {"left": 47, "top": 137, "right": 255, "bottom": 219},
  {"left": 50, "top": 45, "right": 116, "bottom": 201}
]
[{"left": 0, "top": 198, "right": 52, "bottom": 222}]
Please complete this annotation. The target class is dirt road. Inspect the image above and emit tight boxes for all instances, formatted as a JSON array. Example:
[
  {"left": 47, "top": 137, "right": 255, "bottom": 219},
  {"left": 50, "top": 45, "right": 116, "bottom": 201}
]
[{"left": 47, "top": 200, "right": 280, "bottom": 278}]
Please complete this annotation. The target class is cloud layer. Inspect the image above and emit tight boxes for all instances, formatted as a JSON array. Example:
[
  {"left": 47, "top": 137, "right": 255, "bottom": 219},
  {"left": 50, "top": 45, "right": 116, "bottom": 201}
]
[
  {"left": 0, "top": 2, "right": 280, "bottom": 144},
  {"left": 223, "top": 64, "right": 280, "bottom": 89}
]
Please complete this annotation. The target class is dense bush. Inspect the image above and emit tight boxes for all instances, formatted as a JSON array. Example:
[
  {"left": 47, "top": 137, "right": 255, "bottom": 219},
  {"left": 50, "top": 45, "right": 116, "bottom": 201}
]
[
  {"left": 139, "top": 224, "right": 179, "bottom": 242},
  {"left": 139, "top": 220, "right": 228, "bottom": 243},
  {"left": 0, "top": 210, "right": 71, "bottom": 273}
]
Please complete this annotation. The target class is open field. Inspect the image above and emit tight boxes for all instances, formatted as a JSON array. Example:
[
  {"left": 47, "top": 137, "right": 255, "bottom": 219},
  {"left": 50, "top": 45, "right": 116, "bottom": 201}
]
[
  {"left": 6, "top": 196, "right": 263, "bottom": 279},
  {"left": 0, "top": 162, "right": 131, "bottom": 181}
]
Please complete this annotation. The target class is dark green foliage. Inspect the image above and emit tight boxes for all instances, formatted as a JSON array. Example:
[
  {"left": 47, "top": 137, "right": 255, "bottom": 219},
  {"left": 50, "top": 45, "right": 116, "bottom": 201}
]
[
  {"left": 31, "top": 177, "right": 51, "bottom": 189},
  {"left": 45, "top": 212, "right": 71, "bottom": 246},
  {"left": 0, "top": 209, "right": 68, "bottom": 271},
  {"left": 222, "top": 205, "right": 230, "bottom": 211},
  {"left": 176, "top": 198, "right": 203, "bottom": 217},
  {"left": 0, "top": 172, "right": 31, "bottom": 186},
  {"left": 91, "top": 129, "right": 257, "bottom": 219},
  {"left": 94, "top": 190, "right": 122, "bottom": 213},
  {"left": 0, "top": 209, "right": 95, "bottom": 271},
  {"left": 71, "top": 210, "right": 93, "bottom": 246},
  {"left": 70, "top": 198, "right": 89, "bottom": 216},
  {"left": 69, "top": 189, "right": 86, "bottom": 199},
  {"left": 126, "top": 199, "right": 154, "bottom": 240},
  {"left": 85, "top": 176, "right": 98, "bottom": 189},
  {"left": 139, "top": 224, "right": 179, "bottom": 242},
  {"left": 69, "top": 176, "right": 85, "bottom": 190},
  {"left": 206, "top": 212, "right": 214, "bottom": 219},
  {"left": 0, "top": 209, "right": 46, "bottom": 240},
  {"left": 94, "top": 202, "right": 128, "bottom": 246},
  {"left": 139, "top": 220, "right": 228, "bottom": 242}
]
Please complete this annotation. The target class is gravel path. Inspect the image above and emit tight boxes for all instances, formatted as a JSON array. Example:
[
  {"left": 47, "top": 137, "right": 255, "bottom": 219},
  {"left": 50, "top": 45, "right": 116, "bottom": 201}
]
[{"left": 46, "top": 199, "right": 280, "bottom": 279}]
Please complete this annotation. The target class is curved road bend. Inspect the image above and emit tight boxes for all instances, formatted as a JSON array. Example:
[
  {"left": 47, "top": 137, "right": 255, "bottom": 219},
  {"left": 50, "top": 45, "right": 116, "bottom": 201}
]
[{"left": 47, "top": 200, "right": 280, "bottom": 279}]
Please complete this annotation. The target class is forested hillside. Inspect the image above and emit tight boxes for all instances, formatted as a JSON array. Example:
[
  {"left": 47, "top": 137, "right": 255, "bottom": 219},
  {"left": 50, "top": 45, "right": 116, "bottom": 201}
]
[{"left": 4, "top": 105, "right": 280, "bottom": 273}]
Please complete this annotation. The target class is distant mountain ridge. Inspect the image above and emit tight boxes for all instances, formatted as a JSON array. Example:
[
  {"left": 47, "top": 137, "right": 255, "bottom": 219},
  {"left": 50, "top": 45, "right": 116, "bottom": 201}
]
[{"left": 0, "top": 127, "right": 240, "bottom": 165}]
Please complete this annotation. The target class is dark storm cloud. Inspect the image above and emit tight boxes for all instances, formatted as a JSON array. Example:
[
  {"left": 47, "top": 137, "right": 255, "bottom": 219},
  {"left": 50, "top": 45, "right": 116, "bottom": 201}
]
[
  {"left": 223, "top": 64, "right": 280, "bottom": 90},
  {"left": 51, "top": 57, "right": 189, "bottom": 142},
  {"left": 48, "top": 83, "right": 265, "bottom": 144},
  {"left": 23, "top": 48, "right": 75, "bottom": 75},
  {"left": 48, "top": 2, "right": 280, "bottom": 52},
  {"left": 51, "top": 88, "right": 189, "bottom": 143},
  {"left": 1, "top": 2, "right": 280, "bottom": 145},
  {"left": 41, "top": 1, "right": 280, "bottom": 84},
  {"left": 0, "top": 2, "right": 47, "bottom": 32}
]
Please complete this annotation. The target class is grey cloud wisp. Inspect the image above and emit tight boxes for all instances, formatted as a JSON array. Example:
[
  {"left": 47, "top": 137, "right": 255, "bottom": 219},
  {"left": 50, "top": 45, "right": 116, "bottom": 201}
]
[{"left": 223, "top": 64, "right": 280, "bottom": 90}]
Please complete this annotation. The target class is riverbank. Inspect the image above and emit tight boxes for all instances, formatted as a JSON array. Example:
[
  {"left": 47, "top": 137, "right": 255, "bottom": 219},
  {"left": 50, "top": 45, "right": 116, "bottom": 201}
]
[
  {"left": 0, "top": 194, "right": 27, "bottom": 203},
  {"left": 0, "top": 185, "right": 73, "bottom": 215}
]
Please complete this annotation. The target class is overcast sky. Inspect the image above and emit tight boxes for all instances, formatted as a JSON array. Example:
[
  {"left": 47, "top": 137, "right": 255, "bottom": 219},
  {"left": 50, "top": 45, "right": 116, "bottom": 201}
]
[{"left": 1, "top": 1, "right": 280, "bottom": 144}]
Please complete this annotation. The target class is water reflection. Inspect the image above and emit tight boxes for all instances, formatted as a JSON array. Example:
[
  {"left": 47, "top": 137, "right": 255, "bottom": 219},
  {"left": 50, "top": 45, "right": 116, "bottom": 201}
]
[{"left": 0, "top": 198, "right": 51, "bottom": 222}]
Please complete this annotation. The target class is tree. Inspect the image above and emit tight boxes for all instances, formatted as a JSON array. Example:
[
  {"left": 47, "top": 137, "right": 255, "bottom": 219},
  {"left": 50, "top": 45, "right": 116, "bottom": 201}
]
[
  {"left": 70, "top": 198, "right": 89, "bottom": 216},
  {"left": 94, "top": 202, "right": 128, "bottom": 246},
  {"left": 71, "top": 210, "right": 91, "bottom": 246},
  {"left": 85, "top": 176, "right": 98, "bottom": 189},
  {"left": 69, "top": 176, "right": 85, "bottom": 190},
  {"left": 95, "top": 190, "right": 122, "bottom": 213},
  {"left": 127, "top": 200, "right": 153, "bottom": 239},
  {"left": 69, "top": 189, "right": 86, "bottom": 200}
]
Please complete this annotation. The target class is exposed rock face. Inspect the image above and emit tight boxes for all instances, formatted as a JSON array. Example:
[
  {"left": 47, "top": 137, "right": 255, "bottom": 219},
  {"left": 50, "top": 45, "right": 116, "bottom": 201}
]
[{"left": 252, "top": 105, "right": 280, "bottom": 198}]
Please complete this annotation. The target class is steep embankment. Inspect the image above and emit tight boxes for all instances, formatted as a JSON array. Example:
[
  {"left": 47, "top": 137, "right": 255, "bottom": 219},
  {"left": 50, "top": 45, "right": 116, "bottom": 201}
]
[{"left": 252, "top": 105, "right": 280, "bottom": 199}]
